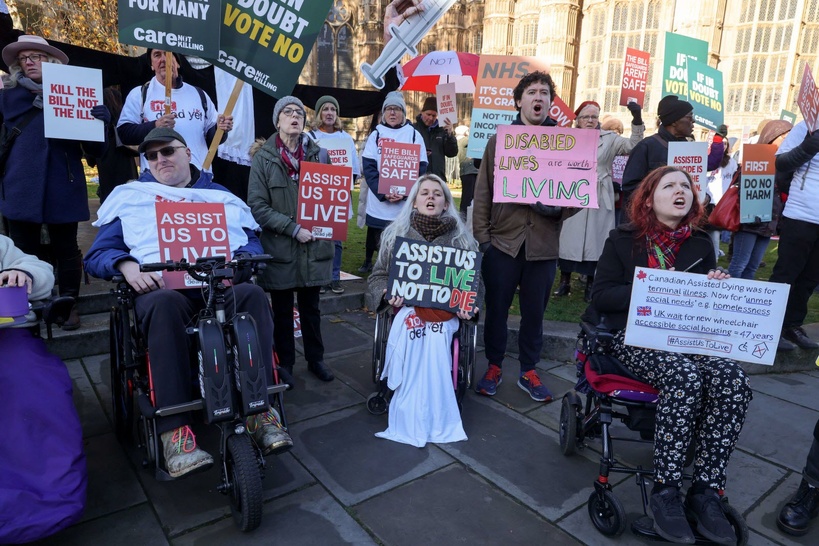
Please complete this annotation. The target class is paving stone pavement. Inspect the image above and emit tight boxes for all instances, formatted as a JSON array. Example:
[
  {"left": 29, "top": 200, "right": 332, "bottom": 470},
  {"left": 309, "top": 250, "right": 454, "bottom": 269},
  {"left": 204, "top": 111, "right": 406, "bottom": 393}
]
[{"left": 26, "top": 308, "right": 819, "bottom": 546}]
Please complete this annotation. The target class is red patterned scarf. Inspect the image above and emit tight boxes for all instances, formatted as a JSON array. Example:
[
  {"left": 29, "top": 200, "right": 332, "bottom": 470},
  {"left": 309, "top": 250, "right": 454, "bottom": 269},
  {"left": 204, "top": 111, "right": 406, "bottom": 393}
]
[
  {"left": 275, "top": 134, "right": 305, "bottom": 180},
  {"left": 645, "top": 225, "right": 692, "bottom": 269}
]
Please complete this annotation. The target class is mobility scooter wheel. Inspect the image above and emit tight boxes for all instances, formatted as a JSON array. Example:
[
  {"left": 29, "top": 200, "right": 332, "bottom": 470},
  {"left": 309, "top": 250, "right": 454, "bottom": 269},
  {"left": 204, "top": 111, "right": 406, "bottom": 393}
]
[
  {"left": 226, "top": 434, "right": 263, "bottom": 532},
  {"left": 110, "top": 307, "right": 134, "bottom": 443},
  {"left": 588, "top": 488, "right": 627, "bottom": 536},
  {"left": 559, "top": 395, "right": 580, "bottom": 456},
  {"left": 366, "top": 392, "right": 388, "bottom": 415}
]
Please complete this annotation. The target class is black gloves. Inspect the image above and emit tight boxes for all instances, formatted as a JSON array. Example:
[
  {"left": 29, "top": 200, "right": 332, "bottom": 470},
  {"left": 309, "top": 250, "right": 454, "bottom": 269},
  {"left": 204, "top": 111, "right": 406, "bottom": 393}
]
[
  {"left": 231, "top": 253, "right": 253, "bottom": 285},
  {"left": 90, "top": 104, "right": 111, "bottom": 125},
  {"left": 530, "top": 202, "right": 563, "bottom": 218},
  {"left": 800, "top": 130, "right": 819, "bottom": 157},
  {"left": 626, "top": 101, "right": 643, "bottom": 126}
]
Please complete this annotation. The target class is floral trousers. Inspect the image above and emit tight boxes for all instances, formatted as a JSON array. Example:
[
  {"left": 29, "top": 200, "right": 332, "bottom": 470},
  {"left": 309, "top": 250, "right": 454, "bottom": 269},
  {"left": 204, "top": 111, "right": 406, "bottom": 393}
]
[{"left": 610, "top": 330, "right": 753, "bottom": 490}]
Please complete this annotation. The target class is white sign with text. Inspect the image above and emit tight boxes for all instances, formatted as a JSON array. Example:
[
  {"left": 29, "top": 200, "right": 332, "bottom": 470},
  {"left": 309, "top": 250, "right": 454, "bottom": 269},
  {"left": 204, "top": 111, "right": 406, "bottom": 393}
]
[
  {"left": 42, "top": 63, "right": 104, "bottom": 142},
  {"left": 625, "top": 269, "right": 789, "bottom": 366}
]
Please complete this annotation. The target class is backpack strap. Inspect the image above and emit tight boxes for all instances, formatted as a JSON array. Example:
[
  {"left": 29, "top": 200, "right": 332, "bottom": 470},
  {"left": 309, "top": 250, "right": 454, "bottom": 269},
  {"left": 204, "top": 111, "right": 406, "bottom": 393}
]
[
  {"left": 141, "top": 81, "right": 208, "bottom": 122},
  {"left": 651, "top": 132, "right": 669, "bottom": 149}
]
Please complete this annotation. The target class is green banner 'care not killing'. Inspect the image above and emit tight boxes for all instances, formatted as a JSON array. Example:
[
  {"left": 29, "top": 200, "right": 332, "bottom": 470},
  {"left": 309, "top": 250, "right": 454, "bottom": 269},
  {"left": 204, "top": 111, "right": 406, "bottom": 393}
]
[
  {"left": 118, "top": 0, "right": 222, "bottom": 58},
  {"left": 663, "top": 32, "right": 709, "bottom": 98},
  {"left": 215, "top": 0, "right": 333, "bottom": 97}
]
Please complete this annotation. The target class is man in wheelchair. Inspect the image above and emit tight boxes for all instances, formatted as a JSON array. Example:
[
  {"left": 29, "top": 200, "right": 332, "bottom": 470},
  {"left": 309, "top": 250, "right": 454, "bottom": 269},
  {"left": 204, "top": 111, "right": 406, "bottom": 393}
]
[{"left": 84, "top": 128, "right": 291, "bottom": 479}]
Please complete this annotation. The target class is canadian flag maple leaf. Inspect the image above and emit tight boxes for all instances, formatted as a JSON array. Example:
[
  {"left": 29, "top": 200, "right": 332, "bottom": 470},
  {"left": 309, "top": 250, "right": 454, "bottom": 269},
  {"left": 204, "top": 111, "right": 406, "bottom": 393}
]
[{"left": 636, "top": 270, "right": 647, "bottom": 281}]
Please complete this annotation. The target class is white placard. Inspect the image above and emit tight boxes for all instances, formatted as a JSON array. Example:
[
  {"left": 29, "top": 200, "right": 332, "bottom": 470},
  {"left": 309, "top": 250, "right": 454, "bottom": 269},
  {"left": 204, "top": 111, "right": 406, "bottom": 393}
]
[
  {"left": 667, "top": 141, "right": 708, "bottom": 202},
  {"left": 42, "top": 63, "right": 104, "bottom": 142},
  {"left": 315, "top": 136, "right": 356, "bottom": 171},
  {"left": 435, "top": 82, "right": 457, "bottom": 127},
  {"left": 625, "top": 269, "right": 789, "bottom": 366}
]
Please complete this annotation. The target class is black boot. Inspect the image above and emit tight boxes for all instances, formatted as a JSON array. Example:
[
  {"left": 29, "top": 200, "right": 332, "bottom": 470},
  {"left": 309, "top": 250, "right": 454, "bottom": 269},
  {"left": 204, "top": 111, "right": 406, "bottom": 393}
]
[
  {"left": 777, "top": 478, "right": 819, "bottom": 536},
  {"left": 584, "top": 276, "right": 594, "bottom": 303},
  {"left": 553, "top": 272, "right": 571, "bottom": 296},
  {"left": 57, "top": 252, "right": 83, "bottom": 331}
]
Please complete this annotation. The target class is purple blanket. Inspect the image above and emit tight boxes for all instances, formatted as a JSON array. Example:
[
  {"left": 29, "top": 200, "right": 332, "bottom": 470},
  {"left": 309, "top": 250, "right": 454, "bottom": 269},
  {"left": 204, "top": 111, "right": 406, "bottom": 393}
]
[{"left": 0, "top": 329, "right": 86, "bottom": 543}]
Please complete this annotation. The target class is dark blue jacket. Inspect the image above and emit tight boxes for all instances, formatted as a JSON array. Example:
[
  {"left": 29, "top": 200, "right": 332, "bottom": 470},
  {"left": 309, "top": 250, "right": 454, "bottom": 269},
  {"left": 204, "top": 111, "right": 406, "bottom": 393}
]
[
  {"left": 84, "top": 167, "right": 261, "bottom": 280},
  {"left": 0, "top": 85, "right": 108, "bottom": 223}
]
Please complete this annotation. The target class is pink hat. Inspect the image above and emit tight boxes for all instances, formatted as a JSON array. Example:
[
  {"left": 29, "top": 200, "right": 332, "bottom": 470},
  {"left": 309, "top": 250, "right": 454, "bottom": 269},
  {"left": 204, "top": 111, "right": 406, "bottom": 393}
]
[{"left": 2, "top": 35, "right": 69, "bottom": 68}]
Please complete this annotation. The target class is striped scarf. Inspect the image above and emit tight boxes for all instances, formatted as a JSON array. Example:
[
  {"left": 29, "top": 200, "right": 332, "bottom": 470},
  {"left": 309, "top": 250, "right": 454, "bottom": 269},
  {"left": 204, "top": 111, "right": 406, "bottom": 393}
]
[{"left": 645, "top": 224, "right": 692, "bottom": 270}]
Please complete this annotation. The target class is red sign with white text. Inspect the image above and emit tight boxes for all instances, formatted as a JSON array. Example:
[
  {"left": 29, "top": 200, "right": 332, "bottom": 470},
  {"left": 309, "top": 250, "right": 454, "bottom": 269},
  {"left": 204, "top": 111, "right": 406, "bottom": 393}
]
[
  {"left": 797, "top": 64, "right": 819, "bottom": 132},
  {"left": 378, "top": 141, "right": 421, "bottom": 195},
  {"left": 619, "top": 48, "right": 650, "bottom": 107},
  {"left": 297, "top": 161, "right": 353, "bottom": 241},
  {"left": 155, "top": 201, "right": 231, "bottom": 289},
  {"left": 549, "top": 95, "right": 575, "bottom": 127}
]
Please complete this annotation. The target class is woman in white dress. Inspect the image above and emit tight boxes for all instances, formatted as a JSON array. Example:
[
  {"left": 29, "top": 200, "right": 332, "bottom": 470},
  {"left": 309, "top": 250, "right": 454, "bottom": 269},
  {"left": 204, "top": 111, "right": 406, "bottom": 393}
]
[{"left": 367, "top": 174, "right": 481, "bottom": 447}]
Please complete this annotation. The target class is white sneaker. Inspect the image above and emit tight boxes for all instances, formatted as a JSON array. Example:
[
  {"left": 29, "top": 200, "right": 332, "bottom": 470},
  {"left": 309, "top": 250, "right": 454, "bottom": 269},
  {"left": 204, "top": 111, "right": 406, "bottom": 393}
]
[
  {"left": 160, "top": 425, "right": 214, "bottom": 478},
  {"left": 247, "top": 408, "right": 293, "bottom": 455}
]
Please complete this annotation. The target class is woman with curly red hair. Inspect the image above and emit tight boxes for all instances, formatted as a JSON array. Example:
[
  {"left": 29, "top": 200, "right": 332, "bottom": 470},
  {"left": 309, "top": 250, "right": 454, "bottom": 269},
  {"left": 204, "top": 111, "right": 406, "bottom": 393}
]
[{"left": 586, "top": 166, "right": 752, "bottom": 545}]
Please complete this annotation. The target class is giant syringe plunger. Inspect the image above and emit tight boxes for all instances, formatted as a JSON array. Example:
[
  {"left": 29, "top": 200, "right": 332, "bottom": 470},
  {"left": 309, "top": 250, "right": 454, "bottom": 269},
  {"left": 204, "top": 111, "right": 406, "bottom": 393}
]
[{"left": 361, "top": 0, "right": 458, "bottom": 90}]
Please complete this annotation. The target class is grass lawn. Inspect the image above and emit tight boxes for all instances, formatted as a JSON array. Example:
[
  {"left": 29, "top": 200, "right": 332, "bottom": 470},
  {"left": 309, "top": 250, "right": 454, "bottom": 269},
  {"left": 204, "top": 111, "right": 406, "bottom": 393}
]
[{"left": 86, "top": 179, "right": 817, "bottom": 324}]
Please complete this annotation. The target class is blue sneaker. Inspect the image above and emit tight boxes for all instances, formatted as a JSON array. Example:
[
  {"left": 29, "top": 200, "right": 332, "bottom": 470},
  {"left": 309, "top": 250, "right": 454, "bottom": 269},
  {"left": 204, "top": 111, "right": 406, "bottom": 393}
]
[
  {"left": 517, "top": 370, "right": 553, "bottom": 402},
  {"left": 476, "top": 364, "right": 502, "bottom": 396}
]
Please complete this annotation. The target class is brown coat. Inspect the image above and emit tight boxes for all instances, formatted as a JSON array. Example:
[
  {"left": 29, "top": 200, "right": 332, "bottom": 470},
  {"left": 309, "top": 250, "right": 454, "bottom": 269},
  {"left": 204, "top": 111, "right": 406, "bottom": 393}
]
[{"left": 472, "top": 134, "right": 577, "bottom": 260}]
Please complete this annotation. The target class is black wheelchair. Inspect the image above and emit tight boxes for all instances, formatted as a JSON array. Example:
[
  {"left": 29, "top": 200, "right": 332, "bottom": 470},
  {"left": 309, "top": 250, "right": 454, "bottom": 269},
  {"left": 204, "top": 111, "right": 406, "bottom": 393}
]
[
  {"left": 560, "top": 320, "right": 749, "bottom": 544},
  {"left": 366, "top": 299, "right": 477, "bottom": 415},
  {"left": 109, "top": 255, "right": 288, "bottom": 532}
]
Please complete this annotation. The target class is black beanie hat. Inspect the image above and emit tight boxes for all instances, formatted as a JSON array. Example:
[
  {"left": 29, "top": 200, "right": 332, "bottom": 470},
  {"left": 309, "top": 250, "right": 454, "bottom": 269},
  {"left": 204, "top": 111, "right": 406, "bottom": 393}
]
[
  {"left": 422, "top": 96, "right": 437, "bottom": 112},
  {"left": 657, "top": 95, "right": 693, "bottom": 126}
]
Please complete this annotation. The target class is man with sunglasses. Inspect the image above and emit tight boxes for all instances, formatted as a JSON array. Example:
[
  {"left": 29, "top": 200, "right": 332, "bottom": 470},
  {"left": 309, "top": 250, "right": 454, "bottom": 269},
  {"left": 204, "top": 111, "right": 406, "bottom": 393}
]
[
  {"left": 85, "top": 127, "right": 292, "bottom": 479},
  {"left": 118, "top": 49, "right": 233, "bottom": 174}
]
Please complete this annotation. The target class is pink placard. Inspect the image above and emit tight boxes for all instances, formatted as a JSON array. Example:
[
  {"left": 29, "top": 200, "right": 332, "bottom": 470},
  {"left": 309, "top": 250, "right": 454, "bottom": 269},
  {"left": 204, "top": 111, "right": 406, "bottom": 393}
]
[
  {"left": 378, "top": 141, "right": 421, "bottom": 195},
  {"left": 492, "top": 125, "right": 599, "bottom": 207},
  {"left": 297, "top": 161, "right": 354, "bottom": 240},
  {"left": 619, "top": 48, "right": 650, "bottom": 107},
  {"left": 797, "top": 64, "right": 819, "bottom": 132}
]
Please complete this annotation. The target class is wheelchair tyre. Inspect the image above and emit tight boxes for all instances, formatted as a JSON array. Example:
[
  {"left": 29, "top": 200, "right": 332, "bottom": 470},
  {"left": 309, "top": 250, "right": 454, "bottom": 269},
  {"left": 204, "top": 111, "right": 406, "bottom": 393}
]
[
  {"left": 559, "top": 395, "right": 580, "bottom": 456},
  {"left": 226, "top": 433, "right": 263, "bottom": 532},
  {"left": 366, "top": 392, "right": 389, "bottom": 415},
  {"left": 722, "top": 497, "right": 749, "bottom": 546},
  {"left": 110, "top": 307, "right": 134, "bottom": 443},
  {"left": 138, "top": 415, "right": 157, "bottom": 465},
  {"left": 588, "top": 488, "right": 626, "bottom": 537}
]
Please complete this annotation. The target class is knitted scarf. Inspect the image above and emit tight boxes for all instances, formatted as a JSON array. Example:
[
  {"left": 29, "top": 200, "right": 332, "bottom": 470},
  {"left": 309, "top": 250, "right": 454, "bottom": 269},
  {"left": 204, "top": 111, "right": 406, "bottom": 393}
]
[
  {"left": 410, "top": 209, "right": 455, "bottom": 242},
  {"left": 17, "top": 75, "right": 44, "bottom": 109},
  {"left": 645, "top": 224, "right": 692, "bottom": 270},
  {"left": 275, "top": 134, "right": 304, "bottom": 180}
]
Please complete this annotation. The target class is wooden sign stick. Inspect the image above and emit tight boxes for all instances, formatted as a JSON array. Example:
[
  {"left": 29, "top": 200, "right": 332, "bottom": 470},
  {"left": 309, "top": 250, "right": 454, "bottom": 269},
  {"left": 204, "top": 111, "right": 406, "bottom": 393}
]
[{"left": 202, "top": 79, "right": 245, "bottom": 171}]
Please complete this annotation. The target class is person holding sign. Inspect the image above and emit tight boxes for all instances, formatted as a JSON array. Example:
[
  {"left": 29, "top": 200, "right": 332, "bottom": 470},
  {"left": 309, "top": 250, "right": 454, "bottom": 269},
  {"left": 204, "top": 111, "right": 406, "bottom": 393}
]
[
  {"left": 727, "top": 121, "right": 791, "bottom": 281},
  {"left": 768, "top": 119, "right": 819, "bottom": 350},
  {"left": 248, "top": 96, "right": 336, "bottom": 384},
  {"left": 85, "top": 128, "right": 291, "bottom": 479},
  {"left": 587, "top": 166, "right": 752, "bottom": 545},
  {"left": 360, "top": 91, "right": 428, "bottom": 273},
  {"left": 473, "top": 71, "right": 575, "bottom": 403},
  {"left": 0, "top": 35, "right": 111, "bottom": 331},
  {"left": 621, "top": 95, "right": 725, "bottom": 220},
  {"left": 367, "top": 174, "right": 480, "bottom": 447},
  {"left": 117, "top": 49, "right": 233, "bottom": 174},
  {"left": 307, "top": 95, "right": 360, "bottom": 295},
  {"left": 412, "top": 96, "right": 458, "bottom": 182},
  {"left": 556, "top": 100, "right": 645, "bottom": 301}
]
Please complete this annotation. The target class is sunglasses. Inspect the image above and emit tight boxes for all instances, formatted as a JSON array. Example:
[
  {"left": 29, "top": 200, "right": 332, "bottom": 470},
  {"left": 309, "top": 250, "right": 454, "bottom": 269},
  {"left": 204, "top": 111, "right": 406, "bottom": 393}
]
[{"left": 144, "top": 145, "right": 186, "bottom": 161}]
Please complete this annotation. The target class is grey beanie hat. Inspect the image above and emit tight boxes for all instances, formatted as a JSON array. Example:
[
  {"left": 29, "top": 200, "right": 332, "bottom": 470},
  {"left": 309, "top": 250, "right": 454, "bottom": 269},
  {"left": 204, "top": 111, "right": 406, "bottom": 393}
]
[
  {"left": 272, "top": 95, "right": 305, "bottom": 129},
  {"left": 382, "top": 91, "right": 406, "bottom": 115}
]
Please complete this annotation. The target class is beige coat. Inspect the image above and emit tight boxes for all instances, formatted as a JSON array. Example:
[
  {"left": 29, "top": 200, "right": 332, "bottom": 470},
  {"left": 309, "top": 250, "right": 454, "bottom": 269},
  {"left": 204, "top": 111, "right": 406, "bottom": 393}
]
[{"left": 558, "top": 123, "right": 645, "bottom": 263}]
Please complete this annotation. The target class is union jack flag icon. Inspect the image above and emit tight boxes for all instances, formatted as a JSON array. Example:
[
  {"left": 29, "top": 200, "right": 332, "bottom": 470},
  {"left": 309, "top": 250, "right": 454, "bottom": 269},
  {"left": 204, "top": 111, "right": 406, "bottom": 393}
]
[{"left": 637, "top": 306, "right": 652, "bottom": 316}]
